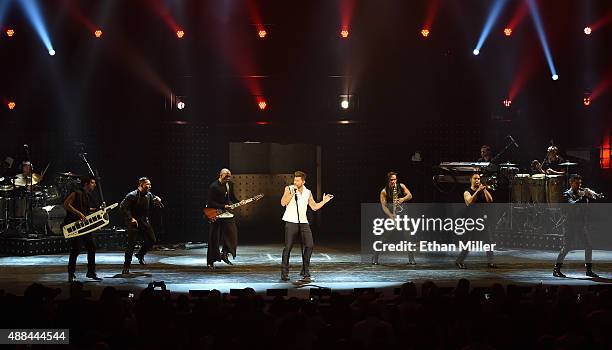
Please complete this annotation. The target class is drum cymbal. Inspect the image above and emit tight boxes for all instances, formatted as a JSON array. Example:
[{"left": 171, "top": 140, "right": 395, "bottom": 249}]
[
  {"left": 559, "top": 162, "right": 577, "bottom": 166},
  {"left": 499, "top": 162, "right": 517, "bottom": 167},
  {"left": 13, "top": 173, "right": 43, "bottom": 187},
  {"left": 58, "top": 172, "right": 81, "bottom": 177}
]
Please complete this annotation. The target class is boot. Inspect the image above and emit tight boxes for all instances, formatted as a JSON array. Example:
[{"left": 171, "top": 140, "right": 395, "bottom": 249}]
[
  {"left": 68, "top": 272, "right": 77, "bottom": 283},
  {"left": 220, "top": 252, "right": 233, "bottom": 266},
  {"left": 372, "top": 254, "right": 379, "bottom": 265},
  {"left": 122, "top": 264, "right": 130, "bottom": 275},
  {"left": 86, "top": 272, "right": 102, "bottom": 281},
  {"left": 135, "top": 253, "right": 146, "bottom": 265},
  {"left": 585, "top": 263, "right": 600, "bottom": 278},
  {"left": 553, "top": 263, "right": 566, "bottom": 278}
]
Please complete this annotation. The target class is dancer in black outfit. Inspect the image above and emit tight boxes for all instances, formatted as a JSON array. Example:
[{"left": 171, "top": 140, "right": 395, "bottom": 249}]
[
  {"left": 120, "top": 177, "right": 163, "bottom": 274},
  {"left": 64, "top": 176, "right": 102, "bottom": 282}
]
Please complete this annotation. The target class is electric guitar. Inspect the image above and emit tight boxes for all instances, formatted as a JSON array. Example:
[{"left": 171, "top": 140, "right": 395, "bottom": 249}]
[{"left": 203, "top": 194, "right": 264, "bottom": 222}]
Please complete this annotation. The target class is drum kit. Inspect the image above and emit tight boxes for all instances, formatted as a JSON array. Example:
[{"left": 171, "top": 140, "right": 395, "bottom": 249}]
[{"left": 0, "top": 172, "right": 82, "bottom": 236}]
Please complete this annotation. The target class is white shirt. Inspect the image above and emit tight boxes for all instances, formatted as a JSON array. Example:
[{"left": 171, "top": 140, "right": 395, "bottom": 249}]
[{"left": 282, "top": 186, "right": 311, "bottom": 224}]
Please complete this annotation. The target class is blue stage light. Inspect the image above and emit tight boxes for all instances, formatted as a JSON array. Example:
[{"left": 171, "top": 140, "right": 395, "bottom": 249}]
[
  {"left": 473, "top": 0, "right": 508, "bottom": 55},
  {"left": 16, "top": 0, "right": 55, "bottom": 55},
  {"left": 473, "top": 49, "right": 480, "bottom": 55},
  {"left": 527, "top": 0, "right": 558, "bottom": 80}
]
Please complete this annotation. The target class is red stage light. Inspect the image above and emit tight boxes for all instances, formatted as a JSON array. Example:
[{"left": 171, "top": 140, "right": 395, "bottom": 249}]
[
  {"left": 258, "top": 100, "right": 267, "bottom": 110},
  {"left": 6, "top": 28, "right": 15, "bottom": 37},
  {"left": 340, "top": 29, "right": 349, "bottom": 38},
  {"left": 584, "top": 26, "right": 592, "bottom": 35},
  {"left": 258, "top": 29, "right": 267, "bottom": 38},
  {"left": 421, "top": 29, "right": 430, "bottom": 37},
  {"left": 94, "top": 29, "right": 103, "bottom": 38},
  {"left": 503, "top": 98, "right": 512, "bottom": 107},
  {"left": 256, "top": 121, "right": 269, "bottom": 125},
  {"left": 583, "top": 97, "right": 591, "bottom": 106},
  {"left": 176, "top": 30, "right": 185, "bottom": 38},
  {"left": 7, "top": 101, "right": 16, "bottom": 110},
  {"left": 504, "top": 28, "right": 512, "bottom": 36}
]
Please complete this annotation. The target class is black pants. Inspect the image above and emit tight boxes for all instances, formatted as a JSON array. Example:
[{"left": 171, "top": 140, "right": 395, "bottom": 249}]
[
  {"left": 124, "top": 219, "right": 156, "bottom": 267},
  {"left": 556, "top": 223, "right": 592, "bottom": 264},
  {"left": 207, "top": 218, "right": 238, "bottom": 265},
  {"left": 68, "top": 233, "right": 96, "bottom": 274},
  {"left": 281, "top": 222, "right": 314, "bottom": 278},
  {"left": 373, "top": 229, "right": 416, "bottom": 262}
]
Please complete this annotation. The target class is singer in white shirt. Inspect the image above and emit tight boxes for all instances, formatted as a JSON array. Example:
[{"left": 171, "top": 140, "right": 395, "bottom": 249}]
[{"left": 279, "top": 171, "right": 333, "bottom": 282}]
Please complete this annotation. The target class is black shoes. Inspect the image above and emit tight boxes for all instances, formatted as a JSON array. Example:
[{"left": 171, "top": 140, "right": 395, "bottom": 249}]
[
  {"left": 487, "top": 263, "right": 498, "bottom": 269},
  {"left": 280, "top": 275, "right": 289, "bottom": 282},
  {"left": 122, "top": 266, "right": 130, "bottom": 275},
  {"left": 135, "top": 254, "right": 146, "bottom": 265},
  {"left": 301, "top": 275, "right": 312, "bottom": 283},
  {"left": 86, "top": 272, "right": 102, "bottom": 281},
  {"left": 221, "top": 253, "right": 233, "bottom": 266},
  {"left": 408, "top": 259, "right": 417, "bottom": 265},
  {"left": 68, "top": 273, "right": 77, "bottom": 283},
  {"left": 206, "top": 263, "right": 215, "bottom": 269},
  {"left": 585, "top": 263, "right": 600, "bottom": 278},
  {"left": 372, "top": 255, "right": 379, "bottom": 265},
  {"left": 553, "top": 263, "right": 566, "bottom": 278},
  {"left": 455, "top": 262, "right": 467, "bottom": 270}
]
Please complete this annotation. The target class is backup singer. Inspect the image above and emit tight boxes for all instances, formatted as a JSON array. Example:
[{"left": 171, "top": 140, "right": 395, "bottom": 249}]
[
  {"left": 64, "top": 176, "right": 102, "bottom": 282},
  {"left": 373, "top": 171, "right": 414, "bottom": 265},
  {"left": 553, "top": 175, "right": 601, "bottom": 278},
  {"left": 456, "top": 173, "right": 496, "bottom": 269},
  {"left": 206, "top": 168, "right": 245, "bottom": 269},
  {"left": 120, "top": 177, "right": 163, "bottom": 274},
  {"left": 280, "top": 171, "right": 333, "bottom": 282}
]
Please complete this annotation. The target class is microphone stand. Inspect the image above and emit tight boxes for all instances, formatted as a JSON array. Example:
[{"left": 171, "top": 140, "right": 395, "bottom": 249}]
[
  {"left": 24, "top": 146, "right": 34, "bottom": 235},
  {"left": 490, "top": 137, "right": 518, "bottom": 231},
  {"left": 78, "top": 145, "right": 106, "bottom": 208}
]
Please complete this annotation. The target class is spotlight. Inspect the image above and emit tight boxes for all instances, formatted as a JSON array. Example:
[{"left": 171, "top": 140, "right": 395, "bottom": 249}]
[
  {"left": 6, "top": 28, "right": 15, "bottom": 37},
  {"left": 177, "top": 101, "right": 185, "bottom": 110},
  {"left": 7, "top": 101, "right": 16, "bottom": 110},
  {"left": 176, "top": 30, "right": 184, "bottom": 38},
  {"left": 584, "top": 26, "right": 592, "bottom": 35},
  {"left": 48, "top": 49, "right": 55, "bottom": 56},
  {"left": 94, "top": 29, "right": 102, "bottom": 38},
  {"left": 552, "top": 74, "right": 559, "bottom": 81},
  {"left": 473, "top": 49, "right": 480, "bottom": 55},
  {"left": 503, "top": 98, "right": 512, "bottom": 107},
  {"left": 340, "top": 29, "right": 349, "bottom": 38},
  {"left": 258, "top": 100, "right": 267, "bottom": 110},
  {"left": 421, "top": 29, "right": 430, "bottom": 37},
  {"left": 256, "top": 121, "right": 269, "bottom": 125},
  {"left": 257, "top": 29, "right": 267, "bottom": 38},
  {"left": 340, "top": 99, "right": 350, "bottom": 109},
  {"left": 503, "top": 28, "right": 512, "bottom": 36}
]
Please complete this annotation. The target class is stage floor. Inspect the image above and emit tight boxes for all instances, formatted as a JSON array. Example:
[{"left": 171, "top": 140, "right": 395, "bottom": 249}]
[{"left": 1, "top": 244, "right": 612, "bottom": 298}]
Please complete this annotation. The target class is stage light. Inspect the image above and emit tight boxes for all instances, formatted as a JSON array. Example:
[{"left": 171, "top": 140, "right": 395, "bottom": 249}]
[
  {"left": 504, "top": 28, "right": 512, "bottom": 36},
  {"left": 473, "top": 49, "right": 480, "bottom": 55},
  {"left": 177, "top": 101, "right": 185, "bottom": 110},
  {"left": 257, "top": 29, "right": 267, "bottom": 38},
  {"left": 340, "top": 29, "right": 349, "bottom": 38},
  {"left": 7, "top": 101, "right": 16, "bottom": 110},
  {"left": 584, "top": 26, "right": 592, "bottom": 35},
  {"left": 503, "top": 98, "right": 512, "bottom": 107},
  {"left": 421, "top": 29, "right": 430, "bottom": 37},
  {"left": 527, "top": 0, "right": 558, "bottom": 83},
  {"left": 340, "top": 99, "right": 350, "bottom": 109},
  {"left": 17, "top": 0, "right": 55, "bottom": 55},
  {"left": 258, "top": 100, "right": 267, "bottom": 110},
  {"left": 473, "top": 0, "right": 509, "bottom": 57},
  {"left": 583, "top": 97, "right": 591, "bottom": 106},
  {"left": 552, "top": 74, "right": 558, "bottom": 81},
  {"left": 6, "top": 28, "right": 14, "bottom": 37},
  {"left": 94, "top": 29, "right": 102, "bottom": 38},
  {"left": 256, "top": 121, "right": 269, "bottom": 125},
  {"left": 176, "top": 30, "right": 184, "bottom": 38}
]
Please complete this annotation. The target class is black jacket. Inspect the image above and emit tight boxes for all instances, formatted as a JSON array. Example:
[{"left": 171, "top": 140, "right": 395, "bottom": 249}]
[
  {"left": 207, "top": 180, "right": 238, "bottom": 209},
  {"left": 120, "top": 190, "right": 161, "bottom": 221}
]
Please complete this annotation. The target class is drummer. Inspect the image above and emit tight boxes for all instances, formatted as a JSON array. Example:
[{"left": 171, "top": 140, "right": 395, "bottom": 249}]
[
  {"left": 13, "top": 161, "right": 43, "bottom": 188},
  {"left": 535, "top": 146, "right": 565, "bottom": 175}
]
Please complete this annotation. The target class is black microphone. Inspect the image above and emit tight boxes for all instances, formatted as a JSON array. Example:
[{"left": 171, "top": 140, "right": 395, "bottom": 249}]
[{"left": 507, "top": 135, "right": 519, "bottom": 148}]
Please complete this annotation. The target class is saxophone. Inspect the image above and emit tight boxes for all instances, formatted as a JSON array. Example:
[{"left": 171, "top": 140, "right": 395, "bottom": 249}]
[{"left": 392, "top": 185, "right": 402, "bottom": 214}]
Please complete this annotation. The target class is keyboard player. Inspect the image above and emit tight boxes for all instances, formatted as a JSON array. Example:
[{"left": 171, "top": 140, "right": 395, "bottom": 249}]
[{"left": 63, "top": 175, "right": 102, "bottom": 282}]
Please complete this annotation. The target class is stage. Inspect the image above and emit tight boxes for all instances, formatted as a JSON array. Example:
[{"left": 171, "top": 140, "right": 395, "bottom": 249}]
[{"left": 1, "top": 244, "right": 611, "bottom": 298}]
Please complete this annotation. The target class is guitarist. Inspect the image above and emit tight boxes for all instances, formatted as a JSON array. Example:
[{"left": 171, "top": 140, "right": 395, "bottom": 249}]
[
  {"left": 120, "top": 177, "right": 163, "bottom": 274},
  {"left": 206, "top": 168, "right": 246, "bottom": 269},
  {"left": 64, "top": 175, "right": 102, "bottom": 282}
]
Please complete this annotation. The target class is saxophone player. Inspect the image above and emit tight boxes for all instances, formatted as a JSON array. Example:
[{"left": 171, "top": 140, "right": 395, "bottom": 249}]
[{"left": 373, "top": 171, "right": 414, "bottom": 265}]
